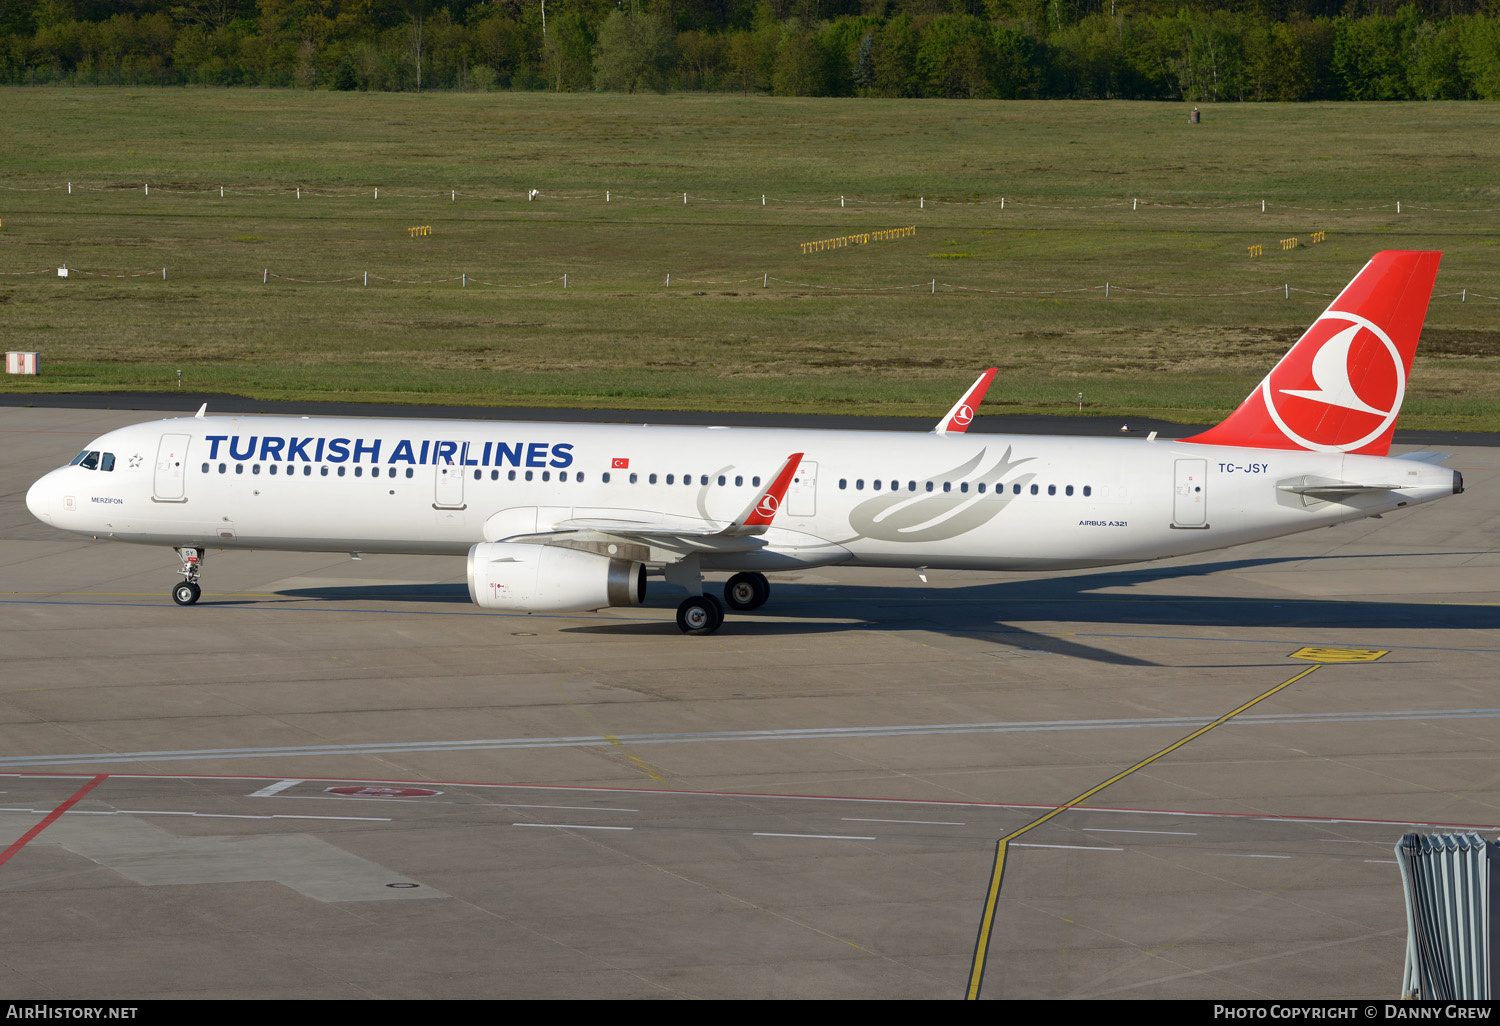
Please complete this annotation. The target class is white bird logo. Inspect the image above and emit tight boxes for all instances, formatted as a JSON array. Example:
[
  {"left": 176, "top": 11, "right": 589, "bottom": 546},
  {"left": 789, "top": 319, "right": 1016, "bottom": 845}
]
[{"left": 1279, "top": 323, "right": 1392, "bottom": 416}]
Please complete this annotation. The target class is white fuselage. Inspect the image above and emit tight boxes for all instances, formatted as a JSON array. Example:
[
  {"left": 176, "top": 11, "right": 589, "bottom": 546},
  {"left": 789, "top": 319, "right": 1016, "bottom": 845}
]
[{"left": 25, "top": 414, "right": 1460, "bottom": 574}]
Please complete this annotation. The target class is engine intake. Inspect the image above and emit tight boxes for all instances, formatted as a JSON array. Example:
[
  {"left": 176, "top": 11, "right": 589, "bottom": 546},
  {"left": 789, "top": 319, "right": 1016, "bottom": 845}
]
[{"left": 467, "top": 542, "right": 646, "bottom": 613}]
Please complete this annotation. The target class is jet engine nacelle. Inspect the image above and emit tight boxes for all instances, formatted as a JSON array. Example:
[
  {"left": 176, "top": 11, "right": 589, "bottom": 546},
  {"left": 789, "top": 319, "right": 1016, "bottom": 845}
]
[{"left": 466, "top": 542, "right": 646, "bottom": 613}]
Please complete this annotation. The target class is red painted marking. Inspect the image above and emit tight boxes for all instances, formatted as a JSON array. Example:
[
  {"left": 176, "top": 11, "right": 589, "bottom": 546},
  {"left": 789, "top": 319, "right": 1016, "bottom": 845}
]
[{"left": 0, "top": 774, "right": 108, "bottom": 869}]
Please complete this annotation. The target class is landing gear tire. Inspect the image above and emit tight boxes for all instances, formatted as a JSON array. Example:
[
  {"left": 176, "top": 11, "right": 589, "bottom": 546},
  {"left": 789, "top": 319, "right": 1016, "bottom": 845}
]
[
  {"left": 172, "top": 581, "right": 201, "bottom": 606},
  {"left": 723, "top": 572, "right": 770, "bottom": 611},
  {"left": 676, "top": 594, "right": 724, "bottom": 635}
]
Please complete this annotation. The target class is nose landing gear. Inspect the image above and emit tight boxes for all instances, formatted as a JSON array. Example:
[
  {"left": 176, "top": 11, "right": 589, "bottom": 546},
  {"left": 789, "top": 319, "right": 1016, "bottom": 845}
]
[{"left": 172, "top": 546, "right": 203, "bottom": 605}]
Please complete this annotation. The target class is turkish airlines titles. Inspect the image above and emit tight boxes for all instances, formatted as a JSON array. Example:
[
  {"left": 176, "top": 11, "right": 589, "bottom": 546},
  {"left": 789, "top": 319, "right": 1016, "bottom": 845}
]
[{"left": 202, "top": 434, "right": 575, "bottom": 469}]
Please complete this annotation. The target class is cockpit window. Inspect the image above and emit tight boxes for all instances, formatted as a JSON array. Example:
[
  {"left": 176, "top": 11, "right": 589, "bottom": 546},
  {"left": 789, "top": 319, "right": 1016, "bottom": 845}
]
[
  {"left": 69, "top": 451, "right": 90, "bottom": 466},
  {"left": 100, "top": 453, "right": 116, "bottom": 472},
  {"left": 75, "top": 450, "right": 101, "bottom": 470}
]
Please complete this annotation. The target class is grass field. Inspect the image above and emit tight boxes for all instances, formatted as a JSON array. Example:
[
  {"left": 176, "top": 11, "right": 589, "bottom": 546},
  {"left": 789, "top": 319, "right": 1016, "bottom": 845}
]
[{"left": 2, "top": 90, "right": 1499, "bottom": 427}]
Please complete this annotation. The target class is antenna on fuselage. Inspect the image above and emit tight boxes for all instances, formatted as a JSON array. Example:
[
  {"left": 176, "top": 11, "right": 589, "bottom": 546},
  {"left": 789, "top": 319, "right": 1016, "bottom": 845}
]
[{"left": 194, "top": 403, "right": 207, "bottom": 419}]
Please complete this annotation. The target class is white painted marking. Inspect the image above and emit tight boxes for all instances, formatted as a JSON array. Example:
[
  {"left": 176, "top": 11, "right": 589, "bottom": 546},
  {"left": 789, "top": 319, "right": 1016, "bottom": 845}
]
[
  {"left": 1084, "top": 828, "right": 1197, "bottom": 836},
  {"left": 273, "top": 794, "right": 639, "bottom": 813},
  {"left": 842, "top": 817, "right": 965, "bottom": 826},
  {"left": 753, "top": 833, "right": 877, "bottom": 841},
  {"left": 1011, "top": 843, "right": 1123, "bottom": 852},
  {"left": 492, "top": 803, "right": 640, "bottom": 813},
  {"left": 249, "top": 779, "right": 304, "bottom": 798},
  {"left": 8, "top": 708, "right": 1495, "bottom": 769},
  {"left": 512, "top": 823, "right": 633, "bottom": 831},
  {"left": 0, "top": 807, "right": 390, "bottom": 823},
  {"left": 1215, "top": 853, "right": 1292, "bottom": 859}
]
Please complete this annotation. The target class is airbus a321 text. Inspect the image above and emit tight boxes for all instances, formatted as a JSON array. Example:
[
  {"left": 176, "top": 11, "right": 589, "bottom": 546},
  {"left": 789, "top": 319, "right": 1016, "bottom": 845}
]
[{"left": 26, "top": 251, "right": 1463, "bottom": 634}]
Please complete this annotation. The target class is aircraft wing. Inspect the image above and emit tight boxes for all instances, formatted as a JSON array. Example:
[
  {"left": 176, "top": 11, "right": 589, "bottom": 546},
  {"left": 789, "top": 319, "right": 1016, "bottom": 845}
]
[{"left": 934, "top": 369, "right": 997, "bottom": 434}]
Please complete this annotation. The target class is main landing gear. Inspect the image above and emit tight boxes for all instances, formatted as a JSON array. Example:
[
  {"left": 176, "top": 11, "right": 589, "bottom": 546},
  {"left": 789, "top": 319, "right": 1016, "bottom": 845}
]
[
  {"left": 172, "top": 546, "right": 203, "bottom": 605},
  {"left": 723, "top": 572, "right": 770, "bottom": 612},
  {"left": 672, "top": 571, "right": 771, "bottom": 635}
]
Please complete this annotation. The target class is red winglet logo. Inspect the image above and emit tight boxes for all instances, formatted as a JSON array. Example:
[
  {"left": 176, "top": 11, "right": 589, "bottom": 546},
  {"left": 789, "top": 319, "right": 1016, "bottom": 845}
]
[
  {"left": 1182, "top": 251, "right": 1440, "bottom": 455},
  {"left": 937, "top": 368, "right": 997, "bottom": 434},
  {"left": 741, "top": 453, "right": 804, "bottom": 527}
]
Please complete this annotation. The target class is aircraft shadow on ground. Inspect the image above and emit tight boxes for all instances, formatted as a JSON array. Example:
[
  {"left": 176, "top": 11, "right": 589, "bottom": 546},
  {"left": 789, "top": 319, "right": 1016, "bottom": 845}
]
[
  {"left": 276, "top": 554, "right": 1498, "bottom": 667},
  {"left": 566, "top": 553, "right": 1500, "bottom": 665}
]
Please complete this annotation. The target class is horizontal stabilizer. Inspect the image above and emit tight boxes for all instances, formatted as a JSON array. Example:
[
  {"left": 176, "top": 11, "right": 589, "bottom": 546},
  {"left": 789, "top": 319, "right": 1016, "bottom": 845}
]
[
  {"left": 1395, "top": 451, "right": 1452, "bottom": 464},
  {"left": 1278, "top": 481, "right": 1398, "bottom": 497}
]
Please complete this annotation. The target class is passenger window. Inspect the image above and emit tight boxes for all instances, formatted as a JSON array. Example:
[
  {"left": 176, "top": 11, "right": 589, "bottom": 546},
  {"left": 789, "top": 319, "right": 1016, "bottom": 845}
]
[
  {"left": 753, "top": 477, "right": 761, "bottom": 487},
  {"left": 525, "top": 470, "right": 533, "bottom": 481},
  {"left": 508, "top": 470, "right": 516, "bottom": 481},
  {"left": 320, "top": 466, "right": 328, "bottom": 476},
  {"left": 666, "top": 474, "right": 674, "bottom": 485},
  {"left": 943, "top": 482, "right": 951, "bottom": 492},
  {"left": 839, "top": 479, "right": 847, "bottom": 489},
  {"left": 735, "top": 476, "right": 743, "bottom": 487},
  {"left": 1013, "top": 483, "right": 1021, "bottom": 494},
  {"left": 908, "top": 481, "right": 916, "bottom": 491},
  {"left": 269, "top": 465, "right": 279, "bottom": 476},
  {"left": 474, "top": 470, "right": 482, "bottom": 480},
  {"left": 1065, "top": 485, "right": 1074, "bottom": 496},
  {"left": 700, "top": 475, "right": 708, "bottom": 486},
  {"left": 925, "top": 481, "right": 934, "bottom": 492},
  {"left": 405, "top": 468, "right": 413, "bottom": 479},
  {"left": 855, "top": 479, "right": 864, "bottom": 490},
  {"left": 218, "top": 463, "right": 226, "bottom": 474},
  {"left": 649, "top": 474, "right": 657, "bottom": 484},
  {"left": 101, "top": 453, "right": 115, "bottom": 471},
  {"left": 603, "top": 472, "right": 611, "bottom": 484},
  {"left": 253, "top": 464, "right": 262, "bottom": 475},
  {"left": 718, "top": 475, "right": 726, "bottom": 486},
  {"left": 201, "top": 462, "right": 209, "bottom": 473},
  {"left": 960, "top": 482, "right": 968, "bottom": 493},
  {"left": 559, "top": 471, "right": 568, "bottom": 482},
  {"left": 630, "top": 473, "right": 638, "bottom": 484},
  {"left": 978, "top": 483, "right": 986, "bottom": 493},
  {"left": 236, "top": 464, "right": 245, "bottom": 475},
  {"left": 873, "top": 479, "right": 882, "bottom": 491},
  {"left": 576, "top": 472, "right": 585, "bottom": 483},
  {"left": 1029, "top": 484, "right": 1038, "bottom": 495},
  {"left": 1047, "top": 484, "right": 1055, "bottom": 495},
  {"left": 355, "top": 466, "right": 363, "bottom": 478},
  {"left": 491, "top": 470, "right": 499, "bottom": 481},
  {"left": 304, "top": 466, "right": 312, "bottom": 476},
  {"left": 542, "top": 471, "right": 550, "bottom": 482},
  {"left": 1083, "top": 485, "right": 1091, "bottom": 497}
]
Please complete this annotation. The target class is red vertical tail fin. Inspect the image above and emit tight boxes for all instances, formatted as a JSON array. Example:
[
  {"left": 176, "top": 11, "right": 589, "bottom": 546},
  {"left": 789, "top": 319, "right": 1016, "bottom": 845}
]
[{"left": 1182, "top": 251, "right": 1441, "bottom": 456}]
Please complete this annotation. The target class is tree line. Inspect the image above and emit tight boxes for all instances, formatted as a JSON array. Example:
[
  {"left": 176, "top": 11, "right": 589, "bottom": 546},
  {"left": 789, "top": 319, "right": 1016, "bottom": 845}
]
[{"left": 3, "top": 0, "right": 1500, "bottom": 99}]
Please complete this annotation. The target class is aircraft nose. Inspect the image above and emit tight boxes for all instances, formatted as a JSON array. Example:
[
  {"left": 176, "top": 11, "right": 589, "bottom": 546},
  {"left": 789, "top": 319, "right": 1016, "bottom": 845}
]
[{"left": 26, "top": 471, "right": 55, "bottom": 526}]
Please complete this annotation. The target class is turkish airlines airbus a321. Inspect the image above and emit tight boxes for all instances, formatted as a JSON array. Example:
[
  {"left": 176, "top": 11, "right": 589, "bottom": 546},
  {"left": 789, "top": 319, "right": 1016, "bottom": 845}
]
[{"left": 26, "top": 251, "right": 1462, "bottom": 634}]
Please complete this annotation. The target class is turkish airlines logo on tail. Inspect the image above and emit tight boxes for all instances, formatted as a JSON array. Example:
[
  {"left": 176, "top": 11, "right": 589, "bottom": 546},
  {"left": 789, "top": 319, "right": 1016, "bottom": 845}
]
[
  {"left": 952, "top": 405, "right": 974, "bottom": 427},
  {"left": 755, "top": 494, "right": 780, "bottom": 518},
  {"left": 1262, "top": 312, "right": 1405, "bottom": 453}
]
